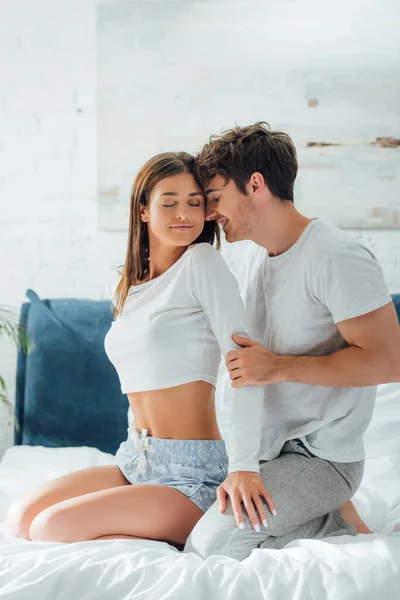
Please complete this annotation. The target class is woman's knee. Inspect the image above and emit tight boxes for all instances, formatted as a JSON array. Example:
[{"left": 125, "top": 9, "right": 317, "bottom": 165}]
[
  {"left": 29, "top": 506, "right": 77, "bottom": 543},
  {"left": 6, "top": 499, "right": 35, "bottom": 540}
]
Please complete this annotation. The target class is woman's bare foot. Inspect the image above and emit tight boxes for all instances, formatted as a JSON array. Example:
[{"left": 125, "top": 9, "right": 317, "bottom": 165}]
[{"left": 338, "top": 500, "right": 372, "bottom": 534}]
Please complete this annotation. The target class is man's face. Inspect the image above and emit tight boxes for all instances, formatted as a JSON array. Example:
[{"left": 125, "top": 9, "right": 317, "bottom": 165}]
[{"left": 205, "top": 175, "right": 256, "bottom": 242}]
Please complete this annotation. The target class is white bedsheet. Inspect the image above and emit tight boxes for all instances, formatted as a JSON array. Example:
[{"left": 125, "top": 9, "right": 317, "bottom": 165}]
[{"left": 1, "top": 383, "right": 400, "bottom": 599}]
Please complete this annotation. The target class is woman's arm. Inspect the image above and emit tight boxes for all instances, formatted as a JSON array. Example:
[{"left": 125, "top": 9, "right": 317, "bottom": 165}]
[
  {"left": 190, "top": 244, "right": 264, "bottom": 474},
  {"left": 190, "top": 244, "right": 276, "bottom": 530}
]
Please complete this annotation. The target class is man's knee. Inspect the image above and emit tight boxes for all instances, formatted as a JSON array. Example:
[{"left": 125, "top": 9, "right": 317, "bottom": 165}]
[
  {"left": 184, "top": 503, "right": 234, "bottom": 558},
  {"left": 184, "top": 516, "right": 223, "bottom": 558},
  {"left": 184, "top": 501, "right": 267, "bottom": 561},
  {"left": 184, "top": 528, "right": 216, "bottom": 558}
]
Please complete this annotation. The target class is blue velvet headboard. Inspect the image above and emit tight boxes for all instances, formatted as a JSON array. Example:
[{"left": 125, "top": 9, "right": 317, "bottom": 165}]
[
  {"left": 15, "top": 289, "right": 128, "bottom": 454},
  {"left": 14, "top": 290, "right": 400, "bottom": 453},
  {"left": 393, "top": 294, "right": 400, "bottom": 322}
]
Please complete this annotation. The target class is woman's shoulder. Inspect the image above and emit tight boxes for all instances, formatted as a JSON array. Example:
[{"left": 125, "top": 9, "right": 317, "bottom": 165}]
[
  {"left": 189, "top": 242, "right": 221, "bottom": 260},
  {"left": 188, "top": 242, "right": 232, "bottom": 279}
]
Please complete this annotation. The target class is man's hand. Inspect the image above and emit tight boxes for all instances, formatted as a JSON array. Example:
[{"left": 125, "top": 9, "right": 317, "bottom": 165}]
[
  {"left": 226, "top": 334, "right": 282, "bottom": 387},
  {"left": 217, "top": 471, "right": 276, "bottom": 530}
]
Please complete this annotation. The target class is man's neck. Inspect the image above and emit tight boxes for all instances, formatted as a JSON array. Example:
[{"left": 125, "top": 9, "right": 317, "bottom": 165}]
[{"left": 252, "top": 202, "right": 313, "bottom": 257}]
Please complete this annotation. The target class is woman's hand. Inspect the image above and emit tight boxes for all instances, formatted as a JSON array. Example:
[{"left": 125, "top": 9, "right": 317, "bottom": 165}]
[{"left": 217, "top": 471, "right": 276, "bottom": 531}]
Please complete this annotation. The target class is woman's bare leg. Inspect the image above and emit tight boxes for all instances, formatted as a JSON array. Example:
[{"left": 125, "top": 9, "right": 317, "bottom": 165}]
[
  {"left": 6, "top": 465, "right": 130, "bottom": 540},
  {"left": 94, "top": 532, "right": 185, "bottom": 551},
  {"left": 29, "top": 484, "right": 204, "bottom": 545},
  {"left": 94, "top": 534, "right": 142, "bottom": 540}
]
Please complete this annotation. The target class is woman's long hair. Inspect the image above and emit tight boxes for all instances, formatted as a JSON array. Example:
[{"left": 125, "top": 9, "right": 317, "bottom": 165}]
[{"left": 113, "top": 152, "right": 220, "bottom": 317}]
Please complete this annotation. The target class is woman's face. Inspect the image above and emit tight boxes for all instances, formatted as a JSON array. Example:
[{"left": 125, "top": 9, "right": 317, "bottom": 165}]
[{"left": 141, "top": 172, "right": 206, "bottom": 248}]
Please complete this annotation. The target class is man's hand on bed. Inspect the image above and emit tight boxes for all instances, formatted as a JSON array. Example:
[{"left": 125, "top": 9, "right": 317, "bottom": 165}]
[
  {"left": 227, "top": 334, "right": 282, "bottom": 387},
  {"left": 217, "top": 471, "right": 276, "bottom": 531}
]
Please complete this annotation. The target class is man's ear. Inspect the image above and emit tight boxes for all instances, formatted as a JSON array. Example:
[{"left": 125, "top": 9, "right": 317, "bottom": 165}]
[
  {"left": 140, "top": 204, "right": 149, "bottom": 223},
  {"left": 250, "top": 172, "right": 265, "bottom": 194}
]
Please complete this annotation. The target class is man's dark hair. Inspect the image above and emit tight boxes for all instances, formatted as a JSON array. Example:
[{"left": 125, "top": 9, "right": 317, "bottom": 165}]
[{"left": 195, "top": 122, "right": 298, "bottom": 202}]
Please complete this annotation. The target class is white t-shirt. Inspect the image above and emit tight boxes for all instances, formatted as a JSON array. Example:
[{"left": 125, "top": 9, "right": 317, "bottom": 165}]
[
  {"left": 104, "top": 243, "right": 264, "bottom": 474},
  {"left": 235, "top": 218, "right": 392, "bottom": 463}
]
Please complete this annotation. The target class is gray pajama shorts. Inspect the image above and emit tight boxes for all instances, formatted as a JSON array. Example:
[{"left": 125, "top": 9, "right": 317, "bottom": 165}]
[{"left": 115, "top": 426, "right": 229, "bottom": 513}]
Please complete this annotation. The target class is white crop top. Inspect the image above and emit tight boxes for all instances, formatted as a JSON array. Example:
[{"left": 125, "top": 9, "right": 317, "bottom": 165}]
[{"left": 104, "top": 243, "right": 263, "bottom": 473}]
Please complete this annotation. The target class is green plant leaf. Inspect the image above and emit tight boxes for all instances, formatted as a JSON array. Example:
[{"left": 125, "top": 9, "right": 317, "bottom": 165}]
[{"left": 0, "top": 305, "right": 28, "bottom": 435}]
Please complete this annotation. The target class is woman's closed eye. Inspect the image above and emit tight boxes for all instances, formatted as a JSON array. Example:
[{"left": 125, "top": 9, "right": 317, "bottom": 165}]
[{"left": 162, "top": 202, "right": 203, "bottom": 208}]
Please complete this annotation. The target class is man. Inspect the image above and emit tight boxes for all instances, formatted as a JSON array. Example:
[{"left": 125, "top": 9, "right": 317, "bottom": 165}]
[{"left": 184, "top": 122, "right": 400, "bottom": 560}]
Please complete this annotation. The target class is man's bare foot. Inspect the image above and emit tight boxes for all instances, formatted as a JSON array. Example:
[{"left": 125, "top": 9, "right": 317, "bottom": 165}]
[{"left": 338, "top": 500, "right": 372, "bottom": 534}]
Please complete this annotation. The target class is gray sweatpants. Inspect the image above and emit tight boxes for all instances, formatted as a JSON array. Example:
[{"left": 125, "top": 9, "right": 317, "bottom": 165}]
[{"left": 184, "top": 438, "right": 364, "bottom": 561}]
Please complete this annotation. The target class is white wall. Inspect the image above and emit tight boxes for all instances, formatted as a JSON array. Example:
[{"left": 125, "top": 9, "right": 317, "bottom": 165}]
[
  {"left": 0, "top": 0, "right": 399, "bottom": 453},
  {"left": 96, "top": 0, "right": 400, "bottom": 230}
]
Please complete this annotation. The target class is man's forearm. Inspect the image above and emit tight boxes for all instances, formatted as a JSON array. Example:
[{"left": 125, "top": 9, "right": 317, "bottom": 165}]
[{"left": 276, "top": 345, "right": 399, "bottom": 388}]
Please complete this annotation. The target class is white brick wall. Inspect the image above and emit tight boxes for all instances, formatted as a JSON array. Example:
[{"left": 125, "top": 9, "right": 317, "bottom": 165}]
[{"left": 0, "top": 0, "right": 399, "bottom": 452}]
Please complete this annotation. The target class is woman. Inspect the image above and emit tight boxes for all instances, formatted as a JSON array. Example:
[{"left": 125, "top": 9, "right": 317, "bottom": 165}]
[{"left": 6, "top": 152, "right": 274, "bottom": 547}]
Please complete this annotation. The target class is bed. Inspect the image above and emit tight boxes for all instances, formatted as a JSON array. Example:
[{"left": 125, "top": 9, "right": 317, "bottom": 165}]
[{"left": 0, "top": 289, "right": 399, "bottom": 599}]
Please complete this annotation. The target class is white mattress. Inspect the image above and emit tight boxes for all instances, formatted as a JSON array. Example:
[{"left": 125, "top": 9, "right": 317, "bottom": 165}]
[{"left": 1, "top": 383, "right": 400, "bottom": 599}]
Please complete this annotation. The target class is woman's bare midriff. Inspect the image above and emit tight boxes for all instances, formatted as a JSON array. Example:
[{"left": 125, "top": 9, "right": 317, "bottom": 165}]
[{"left": 127, "top": 380, "right": 222, "bottom": 440}]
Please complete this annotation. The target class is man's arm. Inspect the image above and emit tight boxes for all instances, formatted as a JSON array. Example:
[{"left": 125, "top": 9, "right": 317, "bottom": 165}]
[{"left": 227, "top": 302, "right": 400, "bottom": 388}]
